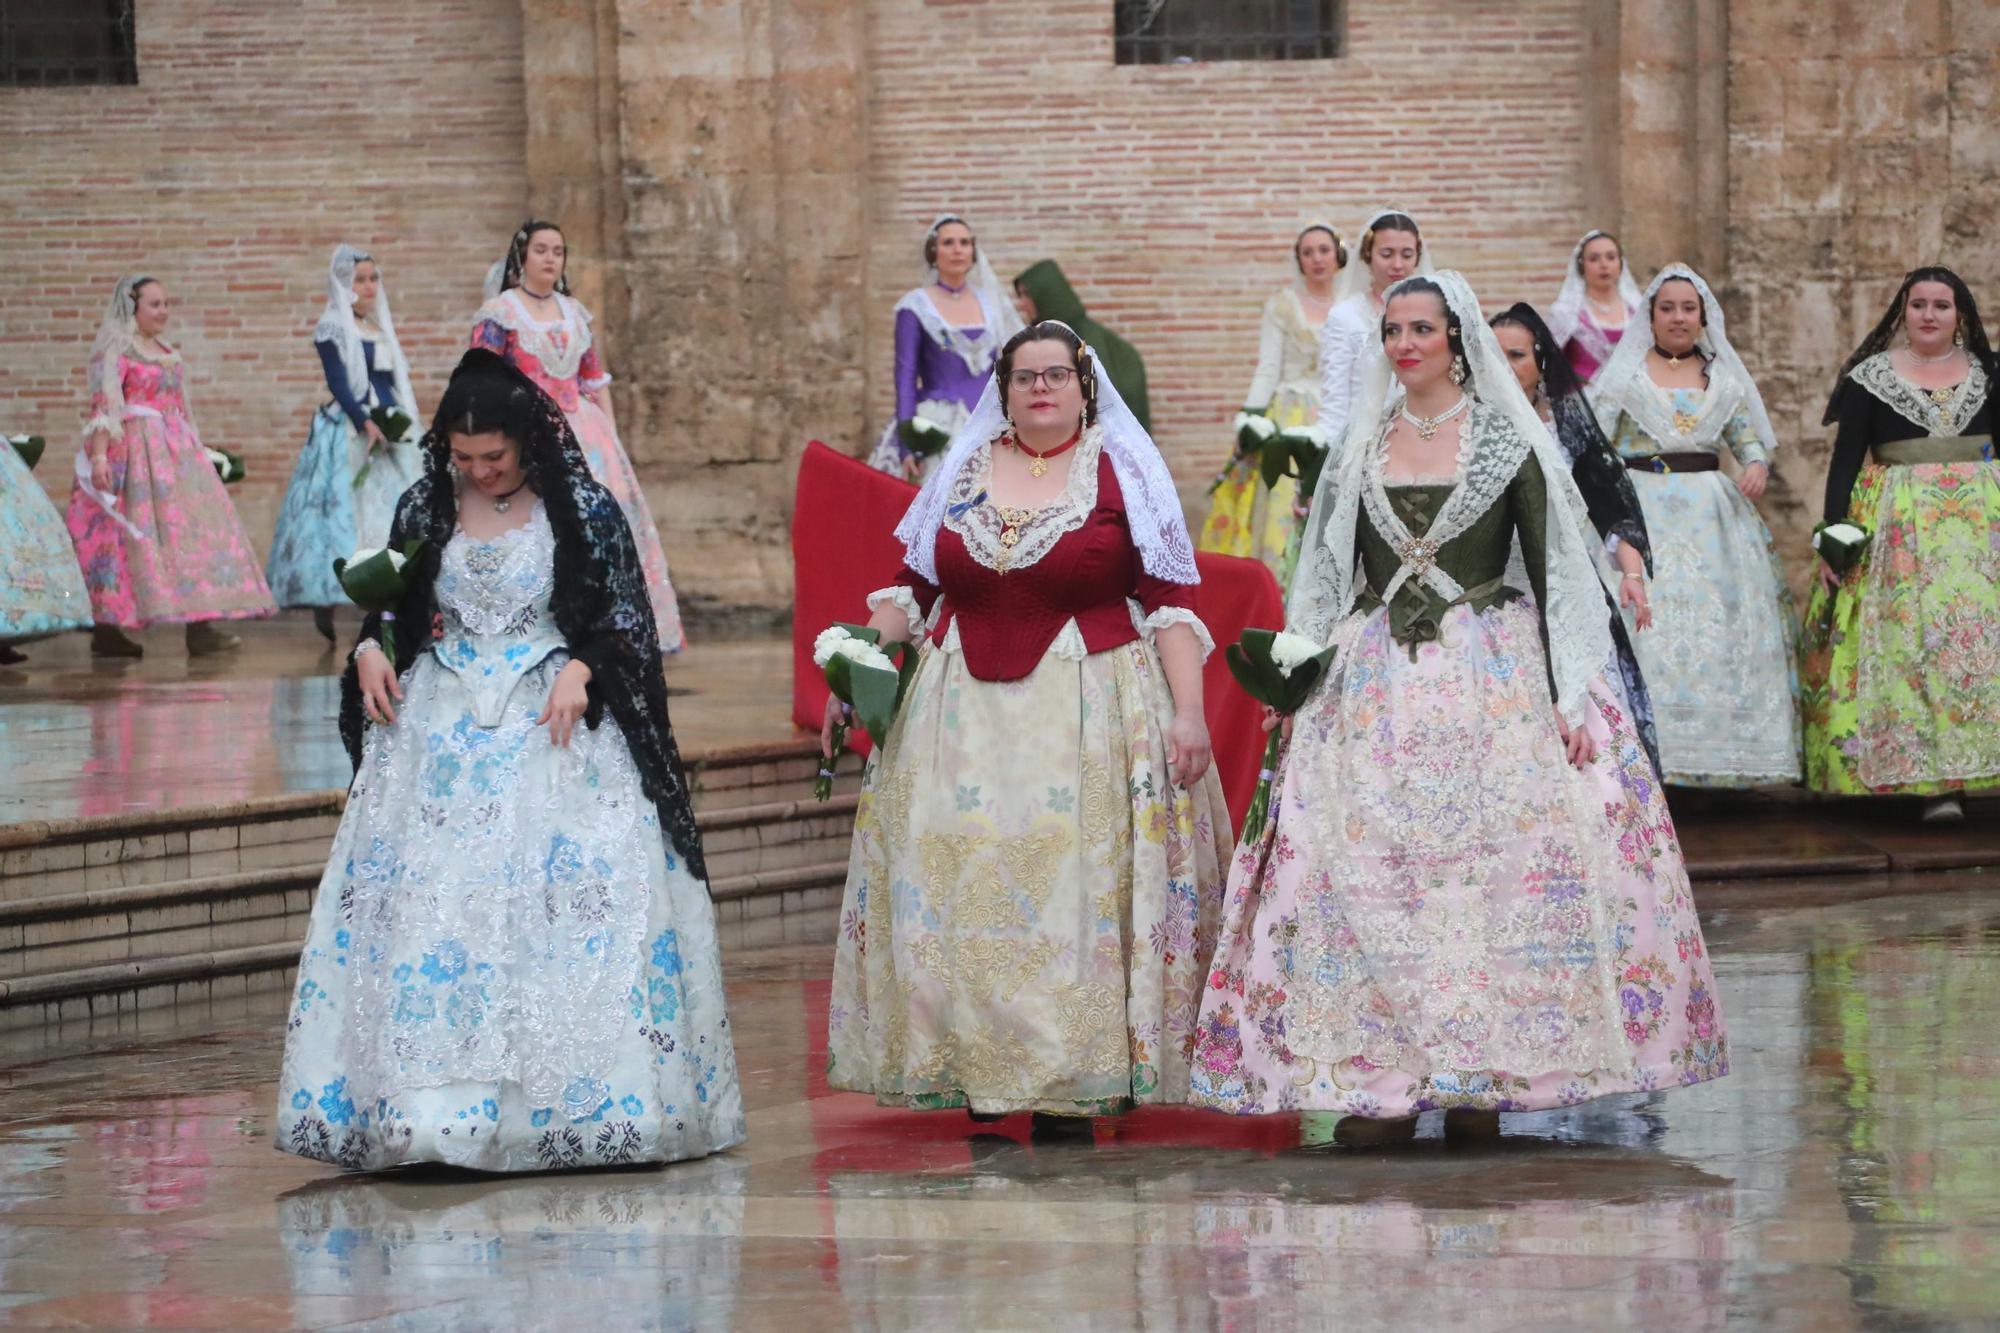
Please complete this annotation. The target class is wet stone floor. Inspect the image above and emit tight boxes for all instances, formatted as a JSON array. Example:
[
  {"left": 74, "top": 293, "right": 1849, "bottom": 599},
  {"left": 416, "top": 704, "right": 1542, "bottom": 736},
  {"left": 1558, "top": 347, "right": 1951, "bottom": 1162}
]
[{"left": 3, "top": 872, "right": 2000, "bottom": 1330}]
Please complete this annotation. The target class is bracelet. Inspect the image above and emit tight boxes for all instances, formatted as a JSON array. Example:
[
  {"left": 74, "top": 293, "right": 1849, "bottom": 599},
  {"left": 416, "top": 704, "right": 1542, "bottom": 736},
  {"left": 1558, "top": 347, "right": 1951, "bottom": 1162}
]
[
  {"left": 351, "top": 637, "right": 384, "bottom": 663},
  {"left": 1620, "top": 572, "right": 1645, "bottom": 582}
]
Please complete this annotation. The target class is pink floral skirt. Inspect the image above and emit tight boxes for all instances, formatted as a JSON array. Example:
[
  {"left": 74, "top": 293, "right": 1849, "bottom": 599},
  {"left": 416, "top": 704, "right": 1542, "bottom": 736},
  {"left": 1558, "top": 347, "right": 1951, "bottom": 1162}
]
[
  {"left": 65, "top": 413, "right": 275, "bottom": 628},
  {"left": 569, "top": 399, "right": 683, "bottom": 653},
  {"left": 1189, "top": 599, "right": 1727, "bottom": 1118}
]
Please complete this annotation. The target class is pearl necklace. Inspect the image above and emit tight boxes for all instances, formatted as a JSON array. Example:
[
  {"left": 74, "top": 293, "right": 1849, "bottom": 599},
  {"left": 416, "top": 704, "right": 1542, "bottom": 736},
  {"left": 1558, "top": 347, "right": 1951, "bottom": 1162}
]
[
  {"left": 1399, "top": 394, "right": 1469, "bottom": 442},
  {"left": 1907, "top": 343, "right": 1959, "bottom": 365}
]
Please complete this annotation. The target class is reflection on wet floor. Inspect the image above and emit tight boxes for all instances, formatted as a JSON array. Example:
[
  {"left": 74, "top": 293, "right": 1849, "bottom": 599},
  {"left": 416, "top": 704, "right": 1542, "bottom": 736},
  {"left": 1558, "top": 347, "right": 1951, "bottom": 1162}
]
[{"left": 3, "top": 874, "right": 2000, "bottom": 1329}]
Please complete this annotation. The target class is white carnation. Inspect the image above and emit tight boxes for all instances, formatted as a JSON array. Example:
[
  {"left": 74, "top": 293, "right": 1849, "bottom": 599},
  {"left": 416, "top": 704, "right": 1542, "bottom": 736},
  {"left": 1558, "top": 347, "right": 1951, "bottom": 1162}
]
[
  {"left": 347, "top": 546, "right": 407, "bottom": 573},
  {"left": 1269, "top": 630, "right": 1322, "bottom": 677},
  {"left": 1284, "top": 424, "right": 1331, "bottom": 449},
  {"left": 1234, "top": 411, "right": 1279, "bottom": 441},
  {"left": 812, "top": 625, "right": 855, "bottom": 668},
  {"left": 1815, "top": 522, "right": 1866, "bottom": 549},
  {"left": 832, "top": 638, "right": 896, "bottom": 672},
  {"left": 909, "top": 417, "right": 952, "bottom": 441}
]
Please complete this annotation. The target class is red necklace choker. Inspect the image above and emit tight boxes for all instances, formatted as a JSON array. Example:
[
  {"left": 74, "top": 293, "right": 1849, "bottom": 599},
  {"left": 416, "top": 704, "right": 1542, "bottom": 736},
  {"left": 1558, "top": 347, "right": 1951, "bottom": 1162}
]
[{"left": 1008, "top": 428, "right": 1082, "bottom": 478}]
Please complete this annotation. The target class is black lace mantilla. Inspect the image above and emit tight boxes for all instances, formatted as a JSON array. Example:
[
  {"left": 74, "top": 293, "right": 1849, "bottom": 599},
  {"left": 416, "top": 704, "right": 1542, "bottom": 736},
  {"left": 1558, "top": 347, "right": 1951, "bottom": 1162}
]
[
  {"left": 1552, "top": 392, "right": 1652, "bottom": 576},
  {"left": 339, "top": 351, "right": 707, "bottom": 882}
]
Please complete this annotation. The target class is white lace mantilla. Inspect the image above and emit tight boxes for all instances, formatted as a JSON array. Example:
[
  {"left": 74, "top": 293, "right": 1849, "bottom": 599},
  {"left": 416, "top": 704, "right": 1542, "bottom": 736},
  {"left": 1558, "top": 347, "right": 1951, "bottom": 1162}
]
[
  {"left": 475, "top": 290, "right": 599, "bottom": 383},
  {"left": 895, "top": 286, "right": 1006, "bottom": 377},
  {"left": 943, "top": 428, "right": 1103, "bottom": 574},
  {"left": 1850, "top": 352, "right": 1989, "bottom": 437}
]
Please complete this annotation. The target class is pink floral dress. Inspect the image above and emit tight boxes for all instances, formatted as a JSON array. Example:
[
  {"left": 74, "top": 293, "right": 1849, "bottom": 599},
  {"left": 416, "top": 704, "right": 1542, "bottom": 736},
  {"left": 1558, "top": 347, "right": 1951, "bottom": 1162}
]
[
  {"left": 471, "top": 291, "right": 684, "bottom": 652},
  {"left": 64, "top": 349, "right": 276, "bottom": 628}
]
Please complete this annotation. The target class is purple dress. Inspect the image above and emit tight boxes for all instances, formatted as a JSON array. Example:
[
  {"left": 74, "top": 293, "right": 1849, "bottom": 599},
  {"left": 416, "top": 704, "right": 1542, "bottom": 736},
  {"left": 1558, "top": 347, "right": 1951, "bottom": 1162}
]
[{"left": 868, "top": 288, "right": 1007, "bottom": 478}]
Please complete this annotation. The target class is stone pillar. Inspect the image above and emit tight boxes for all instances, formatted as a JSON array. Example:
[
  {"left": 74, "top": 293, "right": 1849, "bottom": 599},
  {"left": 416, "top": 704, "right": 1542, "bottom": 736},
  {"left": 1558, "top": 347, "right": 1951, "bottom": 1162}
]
[
  {"left": 1616, "top": 0, "right": 1729, "bottom": 276},
  {"left": 521, "top": 0, "right": 627, "bottom": 326}
]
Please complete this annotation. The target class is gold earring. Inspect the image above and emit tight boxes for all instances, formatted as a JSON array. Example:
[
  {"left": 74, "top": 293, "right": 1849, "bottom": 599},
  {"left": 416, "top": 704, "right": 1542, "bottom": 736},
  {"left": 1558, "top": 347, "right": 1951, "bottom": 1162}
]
[{"left": 1449, "top": 356, "right": 1468, "bottom": 386}]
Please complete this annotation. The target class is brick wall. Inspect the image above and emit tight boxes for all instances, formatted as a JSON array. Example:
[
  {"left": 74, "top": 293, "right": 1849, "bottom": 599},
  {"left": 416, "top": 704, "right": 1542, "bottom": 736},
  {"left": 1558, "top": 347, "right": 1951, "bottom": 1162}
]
[
  {"left": 861, "top": 0, "right": 1602, "bottom": 508},
  {"left": 0, "top": 0, "right": 527, "bottom": 550}
]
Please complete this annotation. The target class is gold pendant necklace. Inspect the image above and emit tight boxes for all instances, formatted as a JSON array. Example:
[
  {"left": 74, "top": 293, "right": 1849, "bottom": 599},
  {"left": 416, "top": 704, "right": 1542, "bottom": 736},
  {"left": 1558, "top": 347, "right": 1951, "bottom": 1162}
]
[{"left": 1398, "top": 394, "right": 1469, "bottom": 442}]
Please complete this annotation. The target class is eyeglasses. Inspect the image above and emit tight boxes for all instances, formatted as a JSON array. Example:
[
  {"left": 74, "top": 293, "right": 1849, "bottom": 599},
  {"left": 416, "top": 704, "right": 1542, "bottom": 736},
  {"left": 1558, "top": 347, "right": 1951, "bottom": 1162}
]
[{"left": 1008, "top": 367, "right": 1075, "bottom": 391}]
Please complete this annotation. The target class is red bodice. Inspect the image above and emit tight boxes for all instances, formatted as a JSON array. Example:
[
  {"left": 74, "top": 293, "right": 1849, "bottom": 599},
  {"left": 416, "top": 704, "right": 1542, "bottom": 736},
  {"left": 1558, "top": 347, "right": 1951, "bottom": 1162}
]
[{"left": 896, "top": 454, "right": 1196, "bottom": 682}]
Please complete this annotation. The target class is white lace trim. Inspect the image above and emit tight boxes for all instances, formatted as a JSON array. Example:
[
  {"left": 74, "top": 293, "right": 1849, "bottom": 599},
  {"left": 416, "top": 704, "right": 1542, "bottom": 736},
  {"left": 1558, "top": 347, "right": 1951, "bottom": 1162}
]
[
  {"left": 893, "top": 286, "right": 1007, "bottom": 378},
  {"left": 1590, "top": 262, "right": 1779, "bottom": 456},
  {"left": 1850, "top": 352, "right": 1989, "bottom": 437},
  {"left": 942, "top": 428, "right": 1103, "bottom": 574},
  {"left": 1133, "top": 602, "right": 1214, "bottom": 661},
  {"left": 474, "top": 290, "right": 596, "bottom": 382},
  {"left": 866, "top": 585, "right": 927, "bottom": 634},
  {"left": 442, "top": 504, "right": 556, "bottom": 636}
]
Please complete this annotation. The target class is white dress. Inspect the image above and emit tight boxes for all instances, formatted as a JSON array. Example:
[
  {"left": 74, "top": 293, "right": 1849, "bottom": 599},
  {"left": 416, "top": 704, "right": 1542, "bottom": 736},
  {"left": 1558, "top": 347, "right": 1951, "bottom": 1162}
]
[
  {"left": 1315, "top": 295, "right": 1385, "bottom": 453},
  {"left": 274, "top": 503, "right": 745, "bottom": 1172}
]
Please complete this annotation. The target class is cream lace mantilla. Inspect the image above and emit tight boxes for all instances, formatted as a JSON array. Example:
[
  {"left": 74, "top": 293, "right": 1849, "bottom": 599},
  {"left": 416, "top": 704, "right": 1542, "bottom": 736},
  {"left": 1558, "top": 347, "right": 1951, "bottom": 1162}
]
[
  {"left": 1850, "top": 352, "right": 1989, "bottom": 437},
  {"left": 943, "top": 427, "right": 1103, "bottom": 574}
]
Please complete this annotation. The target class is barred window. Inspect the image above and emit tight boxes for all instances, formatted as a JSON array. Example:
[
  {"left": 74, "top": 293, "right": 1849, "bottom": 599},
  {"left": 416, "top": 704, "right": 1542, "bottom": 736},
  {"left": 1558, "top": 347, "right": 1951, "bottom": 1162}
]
[
  {"left": 1115, "top": 0, "right": 1344, "bottom": 65},
  {"left": 0, "top": 0, "right": 136, "bottom": 87}
]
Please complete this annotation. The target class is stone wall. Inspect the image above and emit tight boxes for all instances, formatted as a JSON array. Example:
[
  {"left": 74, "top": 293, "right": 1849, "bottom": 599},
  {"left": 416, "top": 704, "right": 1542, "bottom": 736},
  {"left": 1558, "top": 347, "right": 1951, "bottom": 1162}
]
[
  {"left": 1724, "top": 0, "right": 2000, "bottom": 595},
  {"left": 0, "top": 0, "right": 529, "bottom": 552}
]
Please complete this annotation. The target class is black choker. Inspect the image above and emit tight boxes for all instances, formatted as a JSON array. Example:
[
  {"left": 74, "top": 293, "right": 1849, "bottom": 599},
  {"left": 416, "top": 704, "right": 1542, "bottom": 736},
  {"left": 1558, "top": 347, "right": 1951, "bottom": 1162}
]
[
  {"left": 1651, "top": 344, "right": 1703, "bottom": 369},
  {"left": 492, "top": 480, "right": 531, "bottom": 514}
]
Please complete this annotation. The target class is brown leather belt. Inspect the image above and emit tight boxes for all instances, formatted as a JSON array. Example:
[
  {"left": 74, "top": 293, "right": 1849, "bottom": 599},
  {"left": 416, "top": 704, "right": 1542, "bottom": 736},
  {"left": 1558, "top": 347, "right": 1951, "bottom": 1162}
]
[{"left": 1625, "top": 452, "right": 1720, "bottom": 473}]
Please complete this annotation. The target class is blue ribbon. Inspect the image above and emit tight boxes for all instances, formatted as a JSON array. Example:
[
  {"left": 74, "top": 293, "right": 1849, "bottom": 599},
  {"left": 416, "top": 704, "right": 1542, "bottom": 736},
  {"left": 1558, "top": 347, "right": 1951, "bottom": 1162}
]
[{"left": 946, "top": 489, "right": 988, "bottom": 518}]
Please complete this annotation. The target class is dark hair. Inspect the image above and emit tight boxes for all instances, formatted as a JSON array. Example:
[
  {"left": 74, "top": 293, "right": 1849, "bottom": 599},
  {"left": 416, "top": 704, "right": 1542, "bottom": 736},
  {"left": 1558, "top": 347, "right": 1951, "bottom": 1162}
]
[
  {"left": 924, "top": 216, "right": 976, "bottom": 269},
  {"left": 1360, "top": 213, "right": 1422, "bottom": 265},
  {"left": 431, "top": 350, "right": 573, "bottom": 502},
  {"left": 1295, "top": 225, "right": 1348, "bottom": 271},
  {"left": 1380, "top": 277, "right": 1469, "bottom": 389},
  {"left": 1824, "top": 265, "right": 1994, "bottom": 424},
  {"left": 1575, "top": 230, "right": 1622, "bottom": 274},
  {"left": 1489, "top": 301, "right": 1588, "bottom": 402},
  {"left": 995, "top": 320, "right": 1097, "bottom": 427},
  {"left": 500, "top": 219, "right": 568, "bottom": 295},
  {"left": 130, "top": 276, "right": 160, "bottom": 303}
]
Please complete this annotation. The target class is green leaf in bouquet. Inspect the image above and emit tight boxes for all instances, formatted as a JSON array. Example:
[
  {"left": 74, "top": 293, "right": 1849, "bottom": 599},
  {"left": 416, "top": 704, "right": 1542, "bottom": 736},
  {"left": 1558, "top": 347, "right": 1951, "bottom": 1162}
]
[
  {"left": 210, "top": 449, "right": 246, "bottom": 484},
  {"left": 1236, "top": 418, "right": 1267, "bottom": 455},
  {"left": 1259, "top": 437, "right": 1294, "bottom": 491},
  {"left": 1811, "top": 522, "right": 1871, "bottom": 575},
  {"left": 1293, "top": 438, "right": 1332, "bottom": 499},
  {"left": 848, "top": 655, "right": 904, "bottom": 744},
  {"left": 369, "top": 405, "right": 415, "bottom": 442},
  {"left": 335, "top": 544, "right": 417, "bottom": 612},
  {"left": 9, "top": 436, "right": 45, "bottom": 471},
  {"left": 824, "top": 652, "right": 854, "bottom": 707},
  {"left": 835, "top": 622, "right": 883, "bottom": 645}
]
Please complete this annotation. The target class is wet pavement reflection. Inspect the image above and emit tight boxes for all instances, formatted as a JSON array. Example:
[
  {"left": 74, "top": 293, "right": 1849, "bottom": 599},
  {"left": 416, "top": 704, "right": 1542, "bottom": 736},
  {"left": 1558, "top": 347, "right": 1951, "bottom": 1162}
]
[{"left": 3, "top": 873, "right": 2000, "bottom": 1329}]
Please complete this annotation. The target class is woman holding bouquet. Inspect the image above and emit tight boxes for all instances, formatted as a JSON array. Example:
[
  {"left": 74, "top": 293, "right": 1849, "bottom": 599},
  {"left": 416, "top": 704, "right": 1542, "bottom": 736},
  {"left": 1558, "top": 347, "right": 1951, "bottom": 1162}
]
[
  {"left": 1190, "top": 273, "right": 1724, "bottom": 1144},
  {"left": 473, "top": 220, "right": 684, "bottom": 652},
  {"left": 866, "top": 214, "right": 1023, "bottom": 481},
  {"left": 274, "top": 349, "right": 743, "bottom": 1173},
  {"left": 822, "top": 320, "right": 1231, "bottom": 1134},
  {"left": 267, "top": 244, "right": 424, "bottom": 640},
  {"left": 1801, "top": 267, "right": 2000, "bottom": 821},
  {"left": 65, "top": 274, "right": 275, "bottom": 658},
  {"left": 1591, "top": 264, "right": 1800, "bottom": 788},
  {"left": 1197, "top": 223, "right": 1346, "bottom": 576}
]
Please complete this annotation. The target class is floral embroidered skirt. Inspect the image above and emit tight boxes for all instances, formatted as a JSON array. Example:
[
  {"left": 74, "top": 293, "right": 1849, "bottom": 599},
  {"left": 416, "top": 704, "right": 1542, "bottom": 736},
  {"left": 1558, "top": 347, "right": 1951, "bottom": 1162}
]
[
  {"left": 1623, "top": 470, "right": 1800, "bottom": 786},
  {"left": 64, "top": 413, "right": 276, "bottom": 628},
  {"left": 267, "top": 405, "right": 422, "bottom": 607},
  {"left": 1197, "top": 388, "right": 1309, "bottom": 581},
  {"left": 569, "top": 398, "right": 684, "bottom": 653},
  {"left": 1190, "top": 599, "right": 1727, "bottom": 1118},
  {"left": 275, "top": 651, "right": 744, "bottom": 1172},
  {"left": 1801, "top": 460, "right": 2000, "bottom": 795},
  {"left": 0, "top": 441, "right": 90, "bottom": 641},
  {"left": 827, "top": 635, "right": 1232, "bottom": 1115}
]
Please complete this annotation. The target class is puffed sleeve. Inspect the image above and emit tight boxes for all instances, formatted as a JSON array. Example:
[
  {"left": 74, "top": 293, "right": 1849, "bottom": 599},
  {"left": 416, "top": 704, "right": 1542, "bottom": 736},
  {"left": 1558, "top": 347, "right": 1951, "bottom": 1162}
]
[
  {"left": 470, "top": 318, "right": 509, "bottom": 355},
  {"left": 578, "top": 340, "right": 611, "bottom": 394},
  {"left": 317, "top": 339, "right": 369, "bottom": 429},
  {"left": 1722, "top": 404, "right": 1771, "bottom": 467},
  {"left": 867, "top": 565, "right": 942, "bottom": 632}
]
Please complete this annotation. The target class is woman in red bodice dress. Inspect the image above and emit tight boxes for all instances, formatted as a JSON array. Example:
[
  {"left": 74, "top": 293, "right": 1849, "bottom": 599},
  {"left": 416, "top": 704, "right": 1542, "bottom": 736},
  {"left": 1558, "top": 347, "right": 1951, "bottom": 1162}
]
[{"left": 822, "top": 320, "right": 1231, "bottom": 1135}]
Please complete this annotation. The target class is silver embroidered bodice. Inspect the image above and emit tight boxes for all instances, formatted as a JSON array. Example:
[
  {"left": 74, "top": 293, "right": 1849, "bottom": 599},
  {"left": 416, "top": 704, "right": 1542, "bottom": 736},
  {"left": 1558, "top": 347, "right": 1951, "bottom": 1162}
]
[{"left": 433, "top": 503, "right": 567, "bottom": 726}]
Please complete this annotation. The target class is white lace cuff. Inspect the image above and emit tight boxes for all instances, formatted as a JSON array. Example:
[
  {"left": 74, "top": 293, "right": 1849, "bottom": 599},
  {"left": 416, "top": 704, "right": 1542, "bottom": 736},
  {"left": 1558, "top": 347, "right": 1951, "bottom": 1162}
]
[
  {"left": 81, "top": 414, "right": 121, "bottom": 441},
  {"left": 1131, "top": 602, "right": 1215, "bottom": 661},
  {"left": 865, "top": 585, "right": 926, "bottom": 634},
  {"left": 351, "top": 637, "right": 384, "bottom": 664},
  {"left": 581, "top": 372, "right": 613, "bottom": 393}
]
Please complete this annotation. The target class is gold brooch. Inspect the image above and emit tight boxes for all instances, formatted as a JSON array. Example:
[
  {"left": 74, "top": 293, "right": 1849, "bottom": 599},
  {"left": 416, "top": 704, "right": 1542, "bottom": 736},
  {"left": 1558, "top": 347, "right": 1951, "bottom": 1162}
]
[
  {"left": 1397, "top": 535, "right": 1441, "bottom": 577},
  {"left": 1672, "top": 410, "right": 1700, "bottom": 436}
]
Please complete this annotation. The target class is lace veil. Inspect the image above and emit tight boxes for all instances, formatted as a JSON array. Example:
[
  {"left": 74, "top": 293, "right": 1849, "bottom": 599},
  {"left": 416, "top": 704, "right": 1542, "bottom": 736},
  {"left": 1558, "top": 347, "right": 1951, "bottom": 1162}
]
[
  {"left": 1546, "top": 229, "right": 1642, "bottom": 347},
  {"left": 1590, "top": 263, "right": 1779, "bottom": 455},
  {"left": 76, "top": 274, "right": 179, "bottom": 538},
  {"left": 1287, "top": 270, "right": 1618, "bottom": 724},
  {"left": 314, "top": 243, "right": 418, "bottom": 422},
  {"left": 895, "top": 326, "right": 1198, "bottom": 586},
  {"left": 897, "top": 213, "right": 1026, "bottom": 373},
  {"left": 1331, "top": 207, "right": 1435, "bottom": 306}
]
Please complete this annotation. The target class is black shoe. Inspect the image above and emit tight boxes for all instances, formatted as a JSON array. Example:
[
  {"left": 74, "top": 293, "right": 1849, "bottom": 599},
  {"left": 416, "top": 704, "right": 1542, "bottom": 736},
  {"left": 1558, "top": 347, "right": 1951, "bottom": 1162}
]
[
  {"left": 966, "top": 1108, "right": 1008, "bottom": 1124},
  {"left": 1029, "top": 1113, "right": 1095, "bottom": 1144},
  {"left": 312, "top": 606, "right": 336, "bottom": 643}
]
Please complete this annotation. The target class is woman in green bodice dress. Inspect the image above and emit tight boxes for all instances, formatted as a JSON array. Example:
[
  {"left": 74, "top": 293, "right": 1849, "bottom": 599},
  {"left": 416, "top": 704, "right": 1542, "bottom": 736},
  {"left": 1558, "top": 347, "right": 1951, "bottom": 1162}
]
[{"left": 1187, "top": 273, "right": 1724, "bottom": 1145}]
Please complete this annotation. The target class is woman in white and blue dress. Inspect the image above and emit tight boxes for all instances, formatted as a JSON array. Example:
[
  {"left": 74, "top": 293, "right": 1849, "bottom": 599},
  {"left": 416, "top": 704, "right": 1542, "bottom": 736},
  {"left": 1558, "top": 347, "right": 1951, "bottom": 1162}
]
[
  {"left": 1591, "top": 263, "right": 1801, "bottom": 787},
  {"left": 266, "top": 244, "right": 424, "bottom": 640},
  {"left": 274, "top": 349, "right": 744, "bottom": 1173}
]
